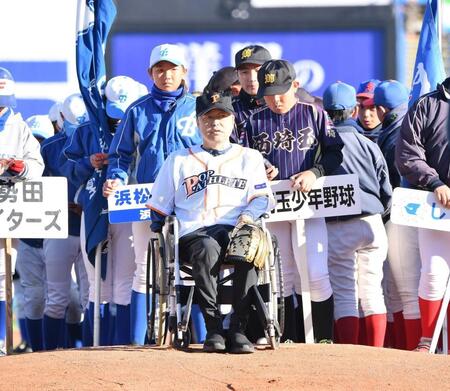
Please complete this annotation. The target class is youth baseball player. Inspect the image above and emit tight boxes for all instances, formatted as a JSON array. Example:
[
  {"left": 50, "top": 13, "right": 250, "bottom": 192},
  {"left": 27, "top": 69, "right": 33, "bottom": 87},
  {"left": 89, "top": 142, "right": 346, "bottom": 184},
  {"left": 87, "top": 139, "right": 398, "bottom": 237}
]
[
  {"left": 14, "top": 115, "right": 54, "bottom": 351},
  {"left": 40, "top": 95, "right": 90, "bottom": 350},
  {"left": 0, "top": 68, "right": 44, "bottom": 351},
  {"left": 147, "top": 90, "right": 274, "bottom": 353},
  {"left": 323, "top": 82, "right": 391, "bottom": 347},
  {"left": 61, "top": 77, "right": 141, "bottom": 346},
  {"left": 395, "top": 76, "right": 450, "bottom": 352},
  {"left": 103, "top": 44, "right": 203, "bottom": 345},
  {"left": 244, "top": 60, "right": 344, "bottom": 343},
  {"left": 355, "top": 79, "right": 382, "bottom": 142}
]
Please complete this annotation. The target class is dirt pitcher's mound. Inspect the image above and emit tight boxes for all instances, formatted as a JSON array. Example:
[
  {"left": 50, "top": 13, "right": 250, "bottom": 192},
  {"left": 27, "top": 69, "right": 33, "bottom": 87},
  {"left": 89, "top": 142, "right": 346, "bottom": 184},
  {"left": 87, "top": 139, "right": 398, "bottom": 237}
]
[{"left": 1, "top": 344, "right": 449, "bottom": 390}]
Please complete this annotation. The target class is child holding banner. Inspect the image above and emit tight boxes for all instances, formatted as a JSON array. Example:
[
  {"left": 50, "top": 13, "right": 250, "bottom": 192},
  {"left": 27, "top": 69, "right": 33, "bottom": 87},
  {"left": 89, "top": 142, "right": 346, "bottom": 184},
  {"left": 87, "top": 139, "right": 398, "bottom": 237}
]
[{"left": 244, "top": 59, "right": 343, "bottom": 343}]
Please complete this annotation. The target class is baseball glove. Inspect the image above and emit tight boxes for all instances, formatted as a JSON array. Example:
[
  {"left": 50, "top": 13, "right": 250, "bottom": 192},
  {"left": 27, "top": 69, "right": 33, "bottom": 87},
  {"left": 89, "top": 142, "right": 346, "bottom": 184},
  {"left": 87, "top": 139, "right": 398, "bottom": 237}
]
[{"left": 225, "top": 222, "right": 270, "bottom": 269}]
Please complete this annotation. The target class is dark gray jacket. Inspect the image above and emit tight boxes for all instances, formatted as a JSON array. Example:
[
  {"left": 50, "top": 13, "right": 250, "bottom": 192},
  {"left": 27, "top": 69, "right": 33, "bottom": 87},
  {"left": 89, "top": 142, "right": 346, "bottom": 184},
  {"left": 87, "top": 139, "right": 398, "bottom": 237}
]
[{"left": 395, "top": 77, "right": 450, "bottom": 190}]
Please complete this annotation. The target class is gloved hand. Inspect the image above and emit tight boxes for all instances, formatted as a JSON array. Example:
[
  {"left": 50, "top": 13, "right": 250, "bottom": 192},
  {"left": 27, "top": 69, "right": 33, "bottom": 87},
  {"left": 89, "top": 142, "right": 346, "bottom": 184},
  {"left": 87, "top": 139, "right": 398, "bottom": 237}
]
[{"left": 7, "top": 159, "right": 25, "bottom": 176}]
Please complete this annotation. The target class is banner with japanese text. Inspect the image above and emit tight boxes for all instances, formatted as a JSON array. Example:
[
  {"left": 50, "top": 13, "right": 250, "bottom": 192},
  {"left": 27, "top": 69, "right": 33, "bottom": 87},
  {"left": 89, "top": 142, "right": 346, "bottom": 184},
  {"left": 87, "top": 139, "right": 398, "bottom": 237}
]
[
  {"left": 267, "top": 174, "right": 361, "bottom": 222},
  {"left": 0, "top": 177, "right": 68, "bottom": 238},
  {"left": 107, "top": 183, "right": 153, "bottom": 224},
  {"left": 391, "top": 187, "right": 450, "bottom": 232}
]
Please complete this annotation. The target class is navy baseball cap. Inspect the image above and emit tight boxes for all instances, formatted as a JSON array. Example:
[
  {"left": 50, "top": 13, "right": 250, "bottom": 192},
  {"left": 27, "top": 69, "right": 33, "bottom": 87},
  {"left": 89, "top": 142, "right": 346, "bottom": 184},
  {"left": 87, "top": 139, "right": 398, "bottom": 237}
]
[
  {"left": 204, "top": 67, "right": 239, "bottom": 94},
  {"left": 356, "top": 79, "right": 381, "bottom": 100},
  {"left": 235, "top": 45, "right": 272, "bottom": 69},
  {"left": 323, "top": 82, "right": 357, "bottom": 110},
  {"left": 256, "top": 60, "right": 296, "bottom": 99},
  {"left": 374, "top": 80, "right": 409, "bottom": 109},
  {"left": 196, "top": 91, "right": 234, "bottom": 117}
]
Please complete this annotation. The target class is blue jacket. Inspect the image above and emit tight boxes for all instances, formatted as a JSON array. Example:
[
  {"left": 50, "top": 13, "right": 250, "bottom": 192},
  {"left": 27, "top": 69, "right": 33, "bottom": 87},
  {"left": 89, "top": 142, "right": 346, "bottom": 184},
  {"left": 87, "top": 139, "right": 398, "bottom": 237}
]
[
  {"left": 59, "top": 122, "right": 110, "bottom": 210},
  {"left": 41, "top": 132, "right": 81, "bottom": 236},
  {"left": 107, "top": 90, "right": 202, "bottom": 184},
  {"left": 330, "top": 119, "right": 392, "bottom": 219},
  {"left": 377, "top": 103, "right": 408, "bottom": 189}
]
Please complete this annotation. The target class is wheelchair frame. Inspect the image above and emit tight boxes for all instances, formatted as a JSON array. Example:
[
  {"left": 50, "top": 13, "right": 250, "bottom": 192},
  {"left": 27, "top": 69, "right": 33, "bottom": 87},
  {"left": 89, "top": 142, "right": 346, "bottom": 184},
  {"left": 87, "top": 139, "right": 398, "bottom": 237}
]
[{"left": 146, "top": 216, "right": 284, "bottom": 350}]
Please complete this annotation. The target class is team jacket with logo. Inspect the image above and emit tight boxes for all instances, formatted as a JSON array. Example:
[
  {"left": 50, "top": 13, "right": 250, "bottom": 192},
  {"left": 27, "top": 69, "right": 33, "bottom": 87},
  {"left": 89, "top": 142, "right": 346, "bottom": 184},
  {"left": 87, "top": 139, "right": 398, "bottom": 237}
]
[
  {"left": 244, "top": 101, "right": 343, "bottom": 180},
  {"left": 0, "top": 108, "right": 44, "bottom": 179},
  {"left": 147, "top": 144, "right": 275, "bottom": 238},
  {"left": 107, "top": 90, "right": 202, "bottom": 185}
]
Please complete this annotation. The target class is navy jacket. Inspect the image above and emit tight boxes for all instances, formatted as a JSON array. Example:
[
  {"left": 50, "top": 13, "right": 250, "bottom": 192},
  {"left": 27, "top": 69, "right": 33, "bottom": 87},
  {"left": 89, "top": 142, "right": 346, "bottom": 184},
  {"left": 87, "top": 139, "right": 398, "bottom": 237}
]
[{"left": 331, "top": 119, "right": 392, "bottom": 219}]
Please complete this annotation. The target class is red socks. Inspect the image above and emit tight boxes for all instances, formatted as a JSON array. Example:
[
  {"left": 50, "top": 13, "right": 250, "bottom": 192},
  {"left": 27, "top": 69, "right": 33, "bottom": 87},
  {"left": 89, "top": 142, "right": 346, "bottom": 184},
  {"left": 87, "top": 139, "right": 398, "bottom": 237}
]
[
  {"left": 364, "top": 314, "right": 387, "bottom": 347},
  {"left": 393, "top": 311, "right": 406, "bottom": 350},
  {"left": 419, "top": 297, "right": 442, "bottom": 338},
  {"left": 335, "top": 317, "right": 359, "bottom": 344},
  {"left": 404, "top": 318, "right": 421, "bottom": 350}
]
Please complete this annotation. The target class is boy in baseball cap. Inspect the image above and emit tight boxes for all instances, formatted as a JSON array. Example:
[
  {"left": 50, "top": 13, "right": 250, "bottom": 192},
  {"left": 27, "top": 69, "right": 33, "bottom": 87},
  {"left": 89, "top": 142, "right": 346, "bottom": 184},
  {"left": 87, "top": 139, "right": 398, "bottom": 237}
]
[
  {"left": 355, "top": 79, "right": 382, "bottom": 142},
  {"left": 323, "top": 82, "right": 391, "bottom": 347},
  {"left": 148, "top": 90, "right": 274, "bottom": 353},
  {"left": 104, "top": 44, "right": 202, "bottom": 345},
  {"left": 232, "top": 45, "right": 272, "bottom": 146},
  {"left": 244, "top": 59, "right": 343, "bottom": 344}
]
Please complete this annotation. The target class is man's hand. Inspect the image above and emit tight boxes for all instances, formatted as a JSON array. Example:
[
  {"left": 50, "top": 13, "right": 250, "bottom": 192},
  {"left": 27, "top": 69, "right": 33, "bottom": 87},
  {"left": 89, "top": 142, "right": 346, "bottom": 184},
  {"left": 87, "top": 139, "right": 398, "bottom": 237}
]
[
  {"left": 434, "top": 185, "right": 450, "bottom": 209},
  {"left": 103, "top": 179, "right": 120, "bottom": 198},
  {"left": 0, "top": 159, "right": 11, "bottom": 175},
  {"left": 90, "top": 153, "right": 108, "bottom": 169},
  {"left": 290, "top": 170, "right": 317, "bottom": 193}
]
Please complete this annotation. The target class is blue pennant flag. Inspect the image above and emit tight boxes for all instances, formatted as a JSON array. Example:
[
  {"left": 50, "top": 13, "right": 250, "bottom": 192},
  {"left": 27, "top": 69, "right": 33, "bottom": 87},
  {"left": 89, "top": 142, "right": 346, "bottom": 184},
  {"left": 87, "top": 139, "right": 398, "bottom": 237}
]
[
  {"left": 76, "top": 0, "right": 117, "bottom": 276},
  {"left": 409, "top": 0, "right": 446, "bottom": 106}
]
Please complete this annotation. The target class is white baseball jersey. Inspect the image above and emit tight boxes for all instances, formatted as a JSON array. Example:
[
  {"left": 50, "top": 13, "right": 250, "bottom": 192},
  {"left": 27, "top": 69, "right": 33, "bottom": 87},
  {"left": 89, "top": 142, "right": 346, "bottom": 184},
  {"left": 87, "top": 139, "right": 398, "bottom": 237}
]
[{"left": 148, "top": 144, "right": 274, "bottom": 237}]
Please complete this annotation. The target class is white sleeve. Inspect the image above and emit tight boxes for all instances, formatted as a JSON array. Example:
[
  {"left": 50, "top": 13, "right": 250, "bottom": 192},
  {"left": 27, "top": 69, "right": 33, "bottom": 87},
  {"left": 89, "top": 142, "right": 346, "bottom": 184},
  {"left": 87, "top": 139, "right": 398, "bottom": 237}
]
[
  {"left": 247, "top": 150, "right": 276, "bottom": 210},
  {"left": 20, "top": 122, "right": 44, "bottom": 180},
  {"left": 147, "top": 153, "right": 176, "bottom": 216}
]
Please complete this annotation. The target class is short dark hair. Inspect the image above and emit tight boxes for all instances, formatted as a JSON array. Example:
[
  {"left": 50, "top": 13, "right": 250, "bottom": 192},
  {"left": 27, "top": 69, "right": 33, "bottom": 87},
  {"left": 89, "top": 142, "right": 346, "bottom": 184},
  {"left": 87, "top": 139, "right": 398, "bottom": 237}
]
[{"left": 326, "top": 107, "right": 354, "bottom": 124}]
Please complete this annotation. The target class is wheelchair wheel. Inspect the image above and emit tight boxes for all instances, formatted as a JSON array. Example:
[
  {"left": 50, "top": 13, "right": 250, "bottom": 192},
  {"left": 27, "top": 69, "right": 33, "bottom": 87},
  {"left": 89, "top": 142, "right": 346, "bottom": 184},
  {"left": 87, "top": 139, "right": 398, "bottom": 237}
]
[
  {"left": 272, "top": 234, "right": 285, "bottom": 338},
  {"left": 173, "top": 327, "right": 191, "bottom": 350}
]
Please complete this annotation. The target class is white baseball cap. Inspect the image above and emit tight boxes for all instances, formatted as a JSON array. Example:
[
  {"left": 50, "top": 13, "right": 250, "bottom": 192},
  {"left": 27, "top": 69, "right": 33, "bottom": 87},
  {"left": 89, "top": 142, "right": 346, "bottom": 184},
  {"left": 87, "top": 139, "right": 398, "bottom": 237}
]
[
  {"left": 62, "top": 93, "right": 88, "bottom": 125},
  {"left": 137, "top": 82, "right": 149, "bottom": 98},
  {"left": 0, "top": 67, "right": 16, "bottom": 108},
  {"left": 105, "top": 76, "right": 140, "bottom": 120},
  {"left": 26, "top": 115, "right": 54, "bottom": 140},
  {"left": 48, "top": 101, "right": 64, "bottom": 129},
  {"left": 148, "top": 44, "right": 187, "bottom": 70}
]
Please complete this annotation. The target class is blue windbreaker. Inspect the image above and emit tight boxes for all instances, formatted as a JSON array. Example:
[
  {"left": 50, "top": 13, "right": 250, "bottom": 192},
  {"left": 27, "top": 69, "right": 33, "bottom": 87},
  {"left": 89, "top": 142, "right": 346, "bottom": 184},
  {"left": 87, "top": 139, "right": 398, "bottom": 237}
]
[
  {"left": 106, "top": 90, "right": 202, "bottom": 184},
  {"left": 41, "top": 131, "right": 82, "bottom": 236}
]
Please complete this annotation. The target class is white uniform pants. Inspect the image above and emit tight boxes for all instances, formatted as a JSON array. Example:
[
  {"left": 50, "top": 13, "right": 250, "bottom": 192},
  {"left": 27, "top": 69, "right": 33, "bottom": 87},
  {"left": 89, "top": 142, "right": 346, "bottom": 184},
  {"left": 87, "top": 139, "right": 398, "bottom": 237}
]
[
  {"left": 15, "top": 241, "right": 46, "bottom": 320},
  {"left": 43, "top": 236, "right": 89, "bottom": 320},
  {"left": 0, "top": 239, "right": 17, "bottom": 301},
  {"left": 418, "top": 228, "right": 450, "bottom": 300},
  {"left": 268, "top": 218, "right": 332, "bottom": 302},
  {"left": 385, "top": 221, "right": 421, "bottom": 319},
  {"left": 327, "top": 214, "right": 387, "bottom": 320},
  {"left": 80, "top": 213, "right": 135, "bottom": 305},
  {"left": 131, "top": 221, "right": 155, "bottom": 294}
]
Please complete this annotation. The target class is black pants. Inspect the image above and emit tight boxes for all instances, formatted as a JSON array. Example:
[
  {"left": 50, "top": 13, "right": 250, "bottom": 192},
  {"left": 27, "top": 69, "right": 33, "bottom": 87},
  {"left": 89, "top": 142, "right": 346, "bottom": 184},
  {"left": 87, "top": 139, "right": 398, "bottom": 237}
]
[{"left": 179, "top": 224, "right": 258, "bottom": 332}]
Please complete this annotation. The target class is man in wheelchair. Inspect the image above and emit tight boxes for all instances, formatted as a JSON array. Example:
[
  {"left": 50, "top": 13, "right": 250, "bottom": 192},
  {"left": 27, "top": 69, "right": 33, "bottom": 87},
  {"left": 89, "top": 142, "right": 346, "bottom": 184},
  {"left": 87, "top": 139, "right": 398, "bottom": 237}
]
[{"left": 147, "top": 90, "right": 275, "bottom": 353}]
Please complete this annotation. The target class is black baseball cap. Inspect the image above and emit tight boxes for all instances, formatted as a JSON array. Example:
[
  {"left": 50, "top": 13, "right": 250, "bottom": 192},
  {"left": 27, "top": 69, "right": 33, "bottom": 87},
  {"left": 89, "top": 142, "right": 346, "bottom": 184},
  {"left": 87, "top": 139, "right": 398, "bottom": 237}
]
[
  {"left": 235, "top": 45, "right": 272, "bottom": 69},
  {"left": 256, "top": 59, "right": 296, "bottom": 99},
  {"left": 204, "top": 67, "right": 239, "bottom": 94},
  {"left": 196, "top": 91, "right": 234, "bottom": 117}
]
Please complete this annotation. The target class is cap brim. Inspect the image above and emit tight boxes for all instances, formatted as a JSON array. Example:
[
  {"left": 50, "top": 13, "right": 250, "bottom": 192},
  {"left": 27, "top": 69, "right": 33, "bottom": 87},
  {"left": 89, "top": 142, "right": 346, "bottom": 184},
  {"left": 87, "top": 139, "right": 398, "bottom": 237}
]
[
  {"left": 197, "top": 104, "right": 235, "bottom": 117},
  {"left": 360, "top": 97, "right": 375, "bottom": 107},
  {"left": 106, "top": 101, "right": 126, "bottom": 120},
  {"left": 149, "top": 58, "right": 184, "bottom": 70},
  {"left": 0, "top": 95, "right": 16, "bottom": 108},
  {"left": 356, "top": 92, "right": 374, "bottom": 99},
  {"left": 236, "top": 59, "right": 267, "bottom": 69},
  {"left": 256, "top": 83, "right": 291, "bottom": 99}
]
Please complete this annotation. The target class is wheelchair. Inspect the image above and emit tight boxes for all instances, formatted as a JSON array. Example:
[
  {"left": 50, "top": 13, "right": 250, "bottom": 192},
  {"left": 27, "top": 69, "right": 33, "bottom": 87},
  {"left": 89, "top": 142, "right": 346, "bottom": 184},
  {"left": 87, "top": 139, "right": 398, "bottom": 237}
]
[{"left": 145, "top": 216, "right": 285, "bottom": 350}]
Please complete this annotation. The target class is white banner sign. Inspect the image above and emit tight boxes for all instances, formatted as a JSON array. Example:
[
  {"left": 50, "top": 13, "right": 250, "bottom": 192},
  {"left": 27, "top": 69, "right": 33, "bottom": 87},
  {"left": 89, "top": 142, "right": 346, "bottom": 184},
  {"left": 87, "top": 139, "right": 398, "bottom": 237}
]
[
  {"left": 0, "top": 177, "right": 68, "bottom": 238},
  {"left": 108, "top": 183, "right": 153, "bottom": 224},
  {"left": 267, "top": 174, "right": 361, "bottom": 222},
  {"left": 391, "top": 187, "right": 450, "bottom": 232}
]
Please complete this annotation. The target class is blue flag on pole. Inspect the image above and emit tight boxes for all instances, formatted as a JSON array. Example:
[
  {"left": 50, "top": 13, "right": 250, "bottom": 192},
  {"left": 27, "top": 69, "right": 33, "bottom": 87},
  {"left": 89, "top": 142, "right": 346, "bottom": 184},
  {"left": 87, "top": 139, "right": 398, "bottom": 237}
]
[
  {"left": 409, "top": 0, "right": 446, "bottom": 106},
  {"left": 76, "top": 0, "right": 117, "bottom": 276}
]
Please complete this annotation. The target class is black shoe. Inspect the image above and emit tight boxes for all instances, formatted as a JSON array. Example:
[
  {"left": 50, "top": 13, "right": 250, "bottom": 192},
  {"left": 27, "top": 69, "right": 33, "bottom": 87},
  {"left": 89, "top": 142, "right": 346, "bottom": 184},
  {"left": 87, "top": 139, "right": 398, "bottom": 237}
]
[
  {"left": 203, "top": 332, "right": 226, "bottom": 353},
  {"left": 229, "top": 331, "right": 255, "bottom": 354},
  {"left": 13, "top": 341, "right": 32, "bottom": 354}
]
